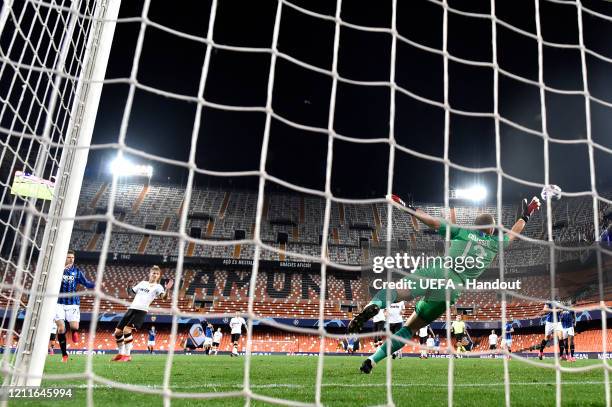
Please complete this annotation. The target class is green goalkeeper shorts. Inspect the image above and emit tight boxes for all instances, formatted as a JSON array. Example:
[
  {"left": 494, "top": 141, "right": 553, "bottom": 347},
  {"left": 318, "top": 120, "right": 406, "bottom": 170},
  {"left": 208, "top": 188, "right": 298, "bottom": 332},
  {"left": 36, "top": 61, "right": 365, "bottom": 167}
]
[
  {"left": 415, "top": 299, "right": 448, "bottom": 325},
  {"left": 400, "top": 266, "right": 464, "bottom": 324},
  {"left": 399, "top": 266, "right": 464, "bottom": 303}
]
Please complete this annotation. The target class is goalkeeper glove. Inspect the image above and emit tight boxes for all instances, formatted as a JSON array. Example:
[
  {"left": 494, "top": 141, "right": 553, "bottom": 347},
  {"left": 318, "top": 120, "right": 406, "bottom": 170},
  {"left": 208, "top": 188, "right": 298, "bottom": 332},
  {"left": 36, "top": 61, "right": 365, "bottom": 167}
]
[
  {"left": 389, "top": 194, "right": 416, "bottom": 212},
  {"left": 520, "top": 196, "right": 541, "bottom": 222}
]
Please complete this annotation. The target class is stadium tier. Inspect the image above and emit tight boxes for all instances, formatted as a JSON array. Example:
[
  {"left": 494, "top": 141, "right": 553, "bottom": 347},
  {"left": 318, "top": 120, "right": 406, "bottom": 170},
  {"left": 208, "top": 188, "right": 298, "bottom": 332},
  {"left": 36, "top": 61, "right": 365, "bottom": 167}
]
[
  {"left": 70, "top": 180, "right": 607, "bottom": 264},
  {"left": 1, "top": 260, "right": 605, "bottom": 321}
]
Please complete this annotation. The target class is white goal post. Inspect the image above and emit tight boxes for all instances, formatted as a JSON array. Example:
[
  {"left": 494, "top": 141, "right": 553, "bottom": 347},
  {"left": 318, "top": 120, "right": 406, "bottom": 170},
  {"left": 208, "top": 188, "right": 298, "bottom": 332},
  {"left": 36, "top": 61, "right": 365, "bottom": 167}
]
[{"left": 2, "top": 0, "right": 121, "bottom": 386}]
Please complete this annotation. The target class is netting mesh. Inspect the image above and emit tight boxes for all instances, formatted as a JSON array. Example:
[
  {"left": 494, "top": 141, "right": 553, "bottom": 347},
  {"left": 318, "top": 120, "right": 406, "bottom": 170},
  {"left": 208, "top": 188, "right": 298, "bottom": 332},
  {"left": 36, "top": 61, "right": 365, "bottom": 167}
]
[{"left": 0, "top": 0, "right": 611, "bottom": 405}]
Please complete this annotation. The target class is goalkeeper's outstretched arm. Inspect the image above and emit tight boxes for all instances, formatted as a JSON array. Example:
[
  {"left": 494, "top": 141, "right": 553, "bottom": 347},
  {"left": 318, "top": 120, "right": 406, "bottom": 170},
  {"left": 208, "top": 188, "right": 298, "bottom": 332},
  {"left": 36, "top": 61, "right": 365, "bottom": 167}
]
[
  {"left": 508, "top": 219, "right": 527, "bottom": 243},
  {"left": 507, "top": 197, "right": 541, "bottom": 243},
  {"left": 389, "top": 194, "right": 441, "bottom": 230}
]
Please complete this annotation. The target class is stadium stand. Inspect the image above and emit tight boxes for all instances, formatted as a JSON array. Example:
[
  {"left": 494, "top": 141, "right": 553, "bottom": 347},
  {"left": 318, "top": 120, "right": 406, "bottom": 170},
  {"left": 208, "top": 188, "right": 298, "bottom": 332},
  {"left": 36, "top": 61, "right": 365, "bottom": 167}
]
[
  {"left": 4, "top": 179, "right": 609, "bottom": 355},
  {"left": 69, "top": 180, "right": 602, "bottom": 266},
  {"left": 0, "top": 259, "right": 603, "bottom": 322}
]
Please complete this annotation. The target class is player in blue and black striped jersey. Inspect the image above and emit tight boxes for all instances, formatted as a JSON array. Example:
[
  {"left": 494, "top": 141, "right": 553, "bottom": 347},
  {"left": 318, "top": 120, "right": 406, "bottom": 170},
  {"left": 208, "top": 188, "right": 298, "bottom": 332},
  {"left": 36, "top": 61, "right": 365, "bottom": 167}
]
[
  {"left": 560, "top": 307, "right": 576, "bottom": 361},
  {"left": 503, "top": 322, "right": 514, "bottom": 357},
  {"left": 147, "top": 326, "right": 156, "bottom": 353},
  {"left": 538, "top": 300, "right": 563, "bottom": 360},
  {"left": 53, "top": 250, "right": 95, "bottom": 362},
  {"left": 204, "top": 323, "right": 214, "bottom": 355}
]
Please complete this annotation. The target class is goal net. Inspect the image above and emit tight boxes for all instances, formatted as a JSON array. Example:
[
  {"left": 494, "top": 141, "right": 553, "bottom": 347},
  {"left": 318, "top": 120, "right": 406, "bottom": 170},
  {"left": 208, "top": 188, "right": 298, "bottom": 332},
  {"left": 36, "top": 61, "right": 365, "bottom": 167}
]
[{"left": 0, "top": 0, "right": 610, "bottom": 406}]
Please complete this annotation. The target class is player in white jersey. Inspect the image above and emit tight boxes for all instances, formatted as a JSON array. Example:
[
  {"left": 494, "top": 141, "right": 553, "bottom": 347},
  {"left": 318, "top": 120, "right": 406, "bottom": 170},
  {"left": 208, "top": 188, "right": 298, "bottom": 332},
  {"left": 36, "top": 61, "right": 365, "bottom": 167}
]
[
  {"left": 488, "top": 330, "right": 498, "bottom": 351},
  {"left": 387, "top": 302, "right": 405, "bottom": 359},
  {"left": 229, "top": 312, "right": 247, "bottom": 357},
  {"left": 212, "top": 327, "right": 223, "bottom": 355},
  {"left": 417, "top": 325, "right": 434, "bottom": 359},
  {"left": 425, "top": 335, "right": 435, "bottom": 358},
  {"left": 111, "top": 266, "right": 172, "bottom": 362},
  {"left": 372, "top": 308, "right": 386, "bottom": 349}
]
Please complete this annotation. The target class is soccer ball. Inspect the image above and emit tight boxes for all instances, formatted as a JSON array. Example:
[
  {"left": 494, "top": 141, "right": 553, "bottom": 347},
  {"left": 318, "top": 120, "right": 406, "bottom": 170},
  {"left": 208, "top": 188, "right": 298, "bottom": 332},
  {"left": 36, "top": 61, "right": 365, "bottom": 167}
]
[{"left": 541, "top": 184, "right": 562, "bottom": 201}]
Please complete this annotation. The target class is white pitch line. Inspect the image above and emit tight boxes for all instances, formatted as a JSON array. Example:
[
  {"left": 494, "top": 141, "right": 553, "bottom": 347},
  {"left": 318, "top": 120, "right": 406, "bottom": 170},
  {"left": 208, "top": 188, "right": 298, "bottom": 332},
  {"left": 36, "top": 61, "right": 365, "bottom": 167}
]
[{"left": 58, "top": 381, "right": 610, "bottom": 390}]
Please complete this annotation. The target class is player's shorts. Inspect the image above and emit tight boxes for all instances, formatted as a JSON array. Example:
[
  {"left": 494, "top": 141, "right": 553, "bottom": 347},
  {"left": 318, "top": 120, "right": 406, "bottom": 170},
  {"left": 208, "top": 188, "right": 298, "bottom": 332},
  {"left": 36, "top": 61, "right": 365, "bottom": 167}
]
[
  {"left": 204, "top": 337, "right": 213, "bottom": 347},
  {"left": 419, "top": 336, "right": 427, "bottom": 345},
  {"left": 373, "top": 321, "right": 385, "bottom": 341},
  {"left": 454, "top": 333, "right": 465, "bottom": 343},
  {"left": 147, "top": 340, "right": 155, "bottom": 347},
  {"left": 399, "top": 267, "right": 464, "bottom": 325},
  {"left": 489, "top": 344, "right": 497, "bottom": 350},
  {"left": 544, "top": 321, "right": 562, "bottom": 336},
  {"left": 185, "top": 338, "right": 203, "bottom": 350},
  {"left": 562, "top": 327, "right": 575, "bottom": 339},
  {"left": 231, "top": 333, "right": 241, "bottom": 343},
  {"left": 54, "top": 304, "right": 80, "bottom": 323},
  {"left": 389, "top": 322, "right": 403, "bottom": 334},
  {"left": 116, "top": 308, "right": 147, "bottom": 330},
  {"left": 212, "top": 342, "right": 220, "bottom": 348}
]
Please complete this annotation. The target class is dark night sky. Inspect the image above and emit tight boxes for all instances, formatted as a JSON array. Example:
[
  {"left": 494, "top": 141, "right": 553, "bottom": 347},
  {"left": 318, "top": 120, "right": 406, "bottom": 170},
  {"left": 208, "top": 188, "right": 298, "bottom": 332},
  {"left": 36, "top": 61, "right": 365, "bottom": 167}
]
[{"left": 87, "top": 0, "right": 612, "bottom": 204}]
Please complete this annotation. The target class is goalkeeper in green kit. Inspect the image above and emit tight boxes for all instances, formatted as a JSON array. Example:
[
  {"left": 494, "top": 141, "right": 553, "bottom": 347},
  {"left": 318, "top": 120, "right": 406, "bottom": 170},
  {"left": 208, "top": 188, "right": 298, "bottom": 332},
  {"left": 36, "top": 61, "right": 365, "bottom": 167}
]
[{"left": 351, "top": 194, "right": 541, "bottom": 374}]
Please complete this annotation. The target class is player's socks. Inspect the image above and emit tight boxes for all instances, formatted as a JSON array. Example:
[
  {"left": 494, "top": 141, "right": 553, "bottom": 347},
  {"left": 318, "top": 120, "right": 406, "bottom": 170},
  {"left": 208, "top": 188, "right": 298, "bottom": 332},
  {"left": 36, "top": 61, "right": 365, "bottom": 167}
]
[
  {"left": 115, "top": 333, "right": 124, "bottom": 355},
  {"left": 58, "top": 333, "right": 67, "bottom": 357},
  {"left": 369, "top": 326, "right": 412, "bottom": 364},
  {"left": 539, "top": 339, "right": 547, "bottom": 353},
  {"left": 570, "top": 343, "right": 575, "bottom": 358},
  {"left": 559, "top": 338, "right": 565, "bottom": 357},
  {"left": 124, "top": 333, "right": 133, "bottom": 356}
]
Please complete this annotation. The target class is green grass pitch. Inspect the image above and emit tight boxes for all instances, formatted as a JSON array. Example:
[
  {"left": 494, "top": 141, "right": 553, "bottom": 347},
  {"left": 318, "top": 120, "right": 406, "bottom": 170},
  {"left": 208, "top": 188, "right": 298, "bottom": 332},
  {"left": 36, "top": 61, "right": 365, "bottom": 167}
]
[{"left": 19, "top": 354, "right": 610, "bottom": 406}]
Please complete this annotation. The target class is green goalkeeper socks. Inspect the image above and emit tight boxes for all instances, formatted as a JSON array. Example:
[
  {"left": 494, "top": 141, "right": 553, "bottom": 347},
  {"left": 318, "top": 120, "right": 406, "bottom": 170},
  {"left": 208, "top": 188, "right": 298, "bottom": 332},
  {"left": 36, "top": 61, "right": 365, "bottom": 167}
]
[
  {"left": 369, "top": 288, "right": 398, "bottom": 309},
  {"left": 370, "top": 326, "right": 413, "bottom": 364}
]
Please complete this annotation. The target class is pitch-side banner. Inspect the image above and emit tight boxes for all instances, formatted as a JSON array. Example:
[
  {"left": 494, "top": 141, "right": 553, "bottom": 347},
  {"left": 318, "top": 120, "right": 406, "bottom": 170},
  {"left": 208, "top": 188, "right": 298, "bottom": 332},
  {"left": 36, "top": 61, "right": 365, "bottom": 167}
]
[
  {"left": 76, "top": 251, "right": 318, "bottom": 270},
  {"left": 4, "top": 309, "right": 610, "bottom": 329}
]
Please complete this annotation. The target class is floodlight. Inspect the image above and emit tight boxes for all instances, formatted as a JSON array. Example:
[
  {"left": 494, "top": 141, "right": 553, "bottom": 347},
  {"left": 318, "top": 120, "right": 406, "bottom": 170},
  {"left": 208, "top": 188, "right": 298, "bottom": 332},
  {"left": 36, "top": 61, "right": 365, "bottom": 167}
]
[
  {"left": 455, "top": 185, "right": 487, "bottom": 202},
  {"left": 109, "top": 157, "right": 153, "bottom": 177}
]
